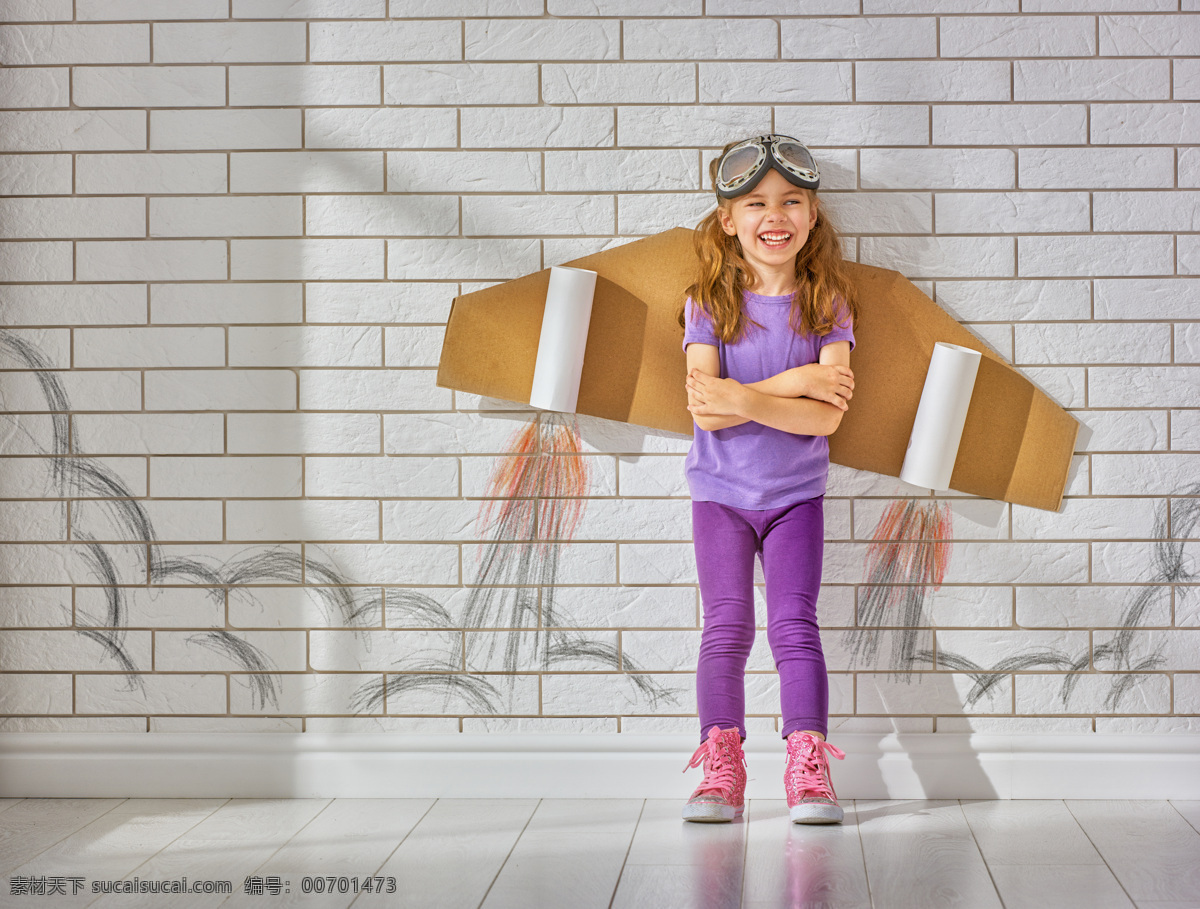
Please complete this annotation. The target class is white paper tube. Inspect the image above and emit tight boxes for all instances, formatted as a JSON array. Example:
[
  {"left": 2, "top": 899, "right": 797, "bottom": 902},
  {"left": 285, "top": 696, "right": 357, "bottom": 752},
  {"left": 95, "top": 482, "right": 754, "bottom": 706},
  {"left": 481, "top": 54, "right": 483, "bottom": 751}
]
[
  {"left": 528, "top": 265, "right": 598, "bottom": 413},
  {"left": 899, "top": 341, "right": 983, "bottom": 491}
]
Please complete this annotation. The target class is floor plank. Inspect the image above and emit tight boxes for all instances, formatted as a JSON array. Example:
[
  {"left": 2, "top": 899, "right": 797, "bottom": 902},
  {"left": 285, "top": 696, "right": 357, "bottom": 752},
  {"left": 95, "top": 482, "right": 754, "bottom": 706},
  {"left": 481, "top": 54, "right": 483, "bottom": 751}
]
[
  {"left": 0, "top": 799, "right": 125, "bottom": 875},
  {"left": 8, "top": 799, "right": 227, "bottom": 909},
  {"left": 612, "top": 799, "right": 748, "bottom": 909},
  {"left": 480, "top": 799, "right": 643, "bottom": 909},
  {"left": 1067, "top": 800, "right": 1200, "bottom": 903},
  {"left": 855, "top": 800, "right": 1003, "bottom": 909},
  {"left": 988, "top": 865, "right": 1134, "bottom": 909},
  {"left": 86, "top": 799, "right": 331, "bottom": 909},
  {"left": 353, "top": 798, "right": 539, "bottom": 909},
  {"left": 960, "top": 800, "right": 1106, "bottom": 865},
  {"left": 1169, "top": 800, "right": 1200, "bottom": 836},
  {"left": 742, "top": 799, "right": 871, "bottom": 909},
  {"left": 220, "top": 798, "right": 436, "bottom": 909}
]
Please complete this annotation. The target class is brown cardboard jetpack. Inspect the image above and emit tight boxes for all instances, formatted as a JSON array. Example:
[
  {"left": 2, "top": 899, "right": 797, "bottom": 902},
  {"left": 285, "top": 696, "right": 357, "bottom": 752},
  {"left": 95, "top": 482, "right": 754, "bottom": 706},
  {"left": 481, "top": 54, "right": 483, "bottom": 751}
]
[{"left": 437, "top": 227, "right": 1079, "bottom": 512}]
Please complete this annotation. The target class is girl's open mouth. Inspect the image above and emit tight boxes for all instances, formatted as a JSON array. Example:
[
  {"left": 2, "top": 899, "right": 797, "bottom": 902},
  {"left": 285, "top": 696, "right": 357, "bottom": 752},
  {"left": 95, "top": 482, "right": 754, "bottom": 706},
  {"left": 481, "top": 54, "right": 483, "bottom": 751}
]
[{"left": 759, "top": 232, "right": 793, "bottom": 249}]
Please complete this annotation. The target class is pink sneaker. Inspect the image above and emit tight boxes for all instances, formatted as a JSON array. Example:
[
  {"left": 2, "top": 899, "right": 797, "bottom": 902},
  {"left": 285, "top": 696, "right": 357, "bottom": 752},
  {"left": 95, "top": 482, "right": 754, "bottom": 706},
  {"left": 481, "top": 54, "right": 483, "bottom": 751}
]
[
  {"left": 784, "top": 731, "right": 846, "bottom": 824},
  {"left": 681, "top": 726, "right": 747, "bottom": 823}
]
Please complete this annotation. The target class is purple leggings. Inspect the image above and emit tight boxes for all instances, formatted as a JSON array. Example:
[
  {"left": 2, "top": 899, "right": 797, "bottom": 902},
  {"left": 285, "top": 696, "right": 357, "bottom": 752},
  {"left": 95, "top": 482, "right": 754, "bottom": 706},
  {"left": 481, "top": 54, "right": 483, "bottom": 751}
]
[{"left": 692, "top": 497, "right": 828, "bottom": 742}]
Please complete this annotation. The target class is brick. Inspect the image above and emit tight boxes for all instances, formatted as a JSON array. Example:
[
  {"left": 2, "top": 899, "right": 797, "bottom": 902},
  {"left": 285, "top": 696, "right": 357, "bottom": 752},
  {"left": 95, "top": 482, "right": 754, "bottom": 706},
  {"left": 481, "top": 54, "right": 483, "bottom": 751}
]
[
  {"left": 229, "top": 326, "right": 381, "bottom": 368},
  {"left": 1091, "top": 367, "right": 1200, "bottom": 408},
  {"left": 859, "top": 236, "right": 1014, "bottom": 279},
  {"left": 228, "top": 413, "right": 380, "bottom": 454},
  {"left": 466, "top": 629, "right": 624, "bottom": 671},
  {"left": 77, "top": 0, "right": 227, "bottom": 18},
  {"left": 234, "top": 0, "right": 384, "bottom": 15},
  {"left": 461, "top": 107, "right": 612, "bottom": 148},
  {"left": 77, "top": 239, "right": 226, "bottom": 282},
  {"left": 546, "top": 414, "right": 691, "bottom": 456},
  {"left": 1026, "top": 0, "right": 1173, "bottom": 8},
  {"left": 388, "top": 238, "right": 539, "bottom": 280},
  {"left": 227, "top": 499, "right": 380, "bottom": 542},
  {"left": 71, "top": 413, "right": 224, "bottom": 455},
  {"left": 550, "top": 0, "right": 697, "bottom": 11},
  {"left": 145, "top": 369, "right": 296, "bottom": 411},
  {"left": 306, "top": 283, "right": 453, "bottom": 324},
  {"left": 617, "top": 106, "right": 771, "bottom": 148},
  {"left": 1100, "top": 14, "right": 1200, "bottom": 56},
  {"left": 618, "top": 542, "right": 695, "bottom": 584},
  {"left": 1091, "top": 103, "right": 1200, "bottom": 144},
  {"left": 546, "top": 586, "right": 696, "bottom": 629},
  {"left": 1014, "top": 496, "right": 1160, "bottom": 540},
  {"left": 384, "top": 500, "right": 479, "bottom": 542},
  {"left": 699, "top": 62, "right": 852, "bottom": 103},
  {"left": 782, "top": 16, "right": 936, "bottom": 58},
  {"left": 121, "top": 498, "right": 225, "bottom": 542},
  {"left": 152, "top": 283, "right": 301, "bottom": 325},
  {"left": 934, "top": 192, "right": 1089, "bottom": 234},
  {"left": 0, "top": 717, "right": 145, "bottom": 732},
  {"left": 1070, "top": 410, "right": 1168, "bottom": 452},
  {"left": 150, "top": 196, "right": 302, "bottom": 238},
  {"left": 0, "top": 586, "right": 72, "bottom": 628},
  {"left": 4, "top": 68, "right": 70, "bottom": 108},
  {"left": 933, "top": 104, "right": 1087, "bottom": 146},
  {"left": 151, "top": 109, "right": 300, "bottom": 151},
  {"left": 231, "top": 151, "right": 381, "bottom": 193},
  {"left": 0, "top": 23, "right": 148, "bottom": 64},
  {"left": 1178, "top": 62, "right": 1200, "bottom": 101},
  {"left": 149, "top": 456, "right": 302, "bottom": 498},
  {"left": 543, "top": 63, "right": 694, "bottom": 104},
  {"left": 229, "top": 672, "right": 384, "bottom": 715},
  {"left": 229, "top": 65, "right": 379, "bottom": 106},
  {"left": 0, "top": 500, "right": 64, "bottom": 541},
  {"left": 856, "top": 672, "right": 1012, "bottom": 715},
  {"left": 306, "top": 107, "right": 458, "bottom": 150},
  {"left": 73, "top": 65, "right": 225, "bottom": 108},
  {"left": 1175, "top": 674, "right": 1200, "bottom": 712},
  {"left": 710, "top": 0, "right": 857, "bottom": 10},
  {"left": 1015, "top": 672, "right": 1169, "bottom": 714},
  {"left": 1, "top": 0, "right": 72, "bottom": 20},
  {"left": 385, "top": 151, "right": 539, "bottom": 194},
  {"left": 1093, "top": 453, "right": 1200, "bottom": 495},
  {"left": 0, "top": 455, "right": 147, "bottom": 500},
  {"left": 299, "top": 368, "right": 450, "bottom": 412},
  {"left": 311, "top": 194, "right": 458, "bottom": 238},
  {"left": 76, "top": 152, "right": 226, "bottom": 195},
  {"left": 77, "top": 673, "right": 227, "bottom": 714},
  {"left": 862, "top": 149, "right": 1014, "bottom": 190},
  {"left": 0, "top": 628, "right": 150, "bottom": 670},
  {"left": 542, "top": 672, "right": 693, "bottom": 716},
  {"left": 229, "top": 585, "right": 384, "bottom": 630},
  {"left": 1095, "top": 278, "right": 1200, "bottom": 320},
  {"left": 384, "top": 413, "right": 543, "bottom": 455},
  {"left": 777, "top": 105, "right": 926, "bottom": 147},
  {"left": 1183, "top": 236, "right": 1200, "bottom": 274},
  {"left": 1018, "top": 235, "right": 1172, "bottom": 278},
  {"left": 0, "top": 674, "right": 71, "bottom": 714},
  {"left": 1017, "top": 585, "right": 1170, "bottom": 628},
  {"left": 1, "top": 369, "right": 141, "bottom": 413},
  {"left": 308, "top": 542, "right": 460, "bottom": 585},
  {"left": 466, "top": 18, "right": 619, "bottom": 60},
  {"left": 1094, "top": 539, "right": 1200, "bottom": 582},
  {"left": 857, "top": 61, "right": 1010, "bottom": 102},
  {"left": 151, "top": 717, "right": 302, "bottom": 732},
  {"left": 854, "top": 497, "right": 1009, "bottom": 542},
  {"left": 74, "top": 326, "right": 225, "bottom": 368},
  {"left": 463, "top": 194, "right": 614, "bottom": 236},
  {"left": 1172, "top": 410, "right": 1200, "bottom": 450},
  {"left": 1015, "top": 59, "right": 1169, "bottom": 101},
  {"left": 941, "top": 15, "right": 1095, "bottom": 57},
  {"left": 1094, "top": 191, "right": 1200, "bottom": 232},
  {"left": 1015, "top": 322, "right": 1170, "bottom": 365},
  {"left": 0, "top": 284, "right": 146, "bottom": 326},
  {"left": 1180, "top": 323, "right": 1200, "bottom": 364},
  {"left": 154, "top": 22, "right": 306, "bottom": 63},
  {"left": 0, "top": 327, "right": 70, "bottom": 367},
  {"left": 1020, "top": 147, "right": 1174, "bottom": 190},
  {"left": 310, "top": 20, "right": 461, "bottom": 63},
  {"left": 384, "top": 64, "right": 537, "bottom": 105},
  {"left": 383, "top": 326, "right": 443, "bottom": 368},
  {"left": 0, "top": 111, "right": 146, "bottom": 152},
  {"left": 232, "top": 239, "right": 382, "bottom": 281},
  {"left": 0, "top": 152, "right": 72, "bottom": 194},
  {"left": 918, "top": 585, "right": 1012, "bottom": 628},
  {"left": 624, "top": 17, "right": 777, "bottom": 60},
  {"left": 461, "top": 452, "right": 616, "bottom": 496},
  {"left": 155, "top": 630, "right": 307, "bottom": 672}
]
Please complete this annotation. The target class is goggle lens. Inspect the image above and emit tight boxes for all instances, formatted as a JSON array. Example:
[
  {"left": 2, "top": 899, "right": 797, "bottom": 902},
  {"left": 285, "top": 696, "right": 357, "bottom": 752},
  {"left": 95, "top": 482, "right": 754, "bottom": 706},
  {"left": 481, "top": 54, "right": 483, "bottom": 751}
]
[
  {"left": 717, "top": 144, "right": 765, "bottom": 190},
  {"left": 774, "top": 139, "right": 819, "bottom": 181}
]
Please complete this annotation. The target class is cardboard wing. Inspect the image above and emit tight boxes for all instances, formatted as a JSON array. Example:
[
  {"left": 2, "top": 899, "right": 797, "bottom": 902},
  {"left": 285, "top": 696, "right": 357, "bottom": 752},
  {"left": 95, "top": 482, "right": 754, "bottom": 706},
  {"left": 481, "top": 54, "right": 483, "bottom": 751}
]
[{"left": 437, "top": 227, "right": 1079, "bottom": 512}]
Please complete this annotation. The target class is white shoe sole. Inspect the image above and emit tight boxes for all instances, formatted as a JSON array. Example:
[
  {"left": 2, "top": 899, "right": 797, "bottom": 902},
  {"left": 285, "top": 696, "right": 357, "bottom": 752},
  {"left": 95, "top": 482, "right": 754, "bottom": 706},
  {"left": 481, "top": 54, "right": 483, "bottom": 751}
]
[
  {"left": 682, "top": 802, "right": 742, "bottom": 822},
  {"left": 789, "top": 802, "right": 844, "bottom": 824}
]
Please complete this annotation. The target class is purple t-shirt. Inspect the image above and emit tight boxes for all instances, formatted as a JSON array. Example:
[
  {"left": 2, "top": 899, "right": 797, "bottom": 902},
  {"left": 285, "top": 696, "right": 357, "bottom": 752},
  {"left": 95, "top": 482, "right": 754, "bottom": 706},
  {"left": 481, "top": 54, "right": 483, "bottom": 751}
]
[{"left": 682, "top": 291, "right": 856, "bottom": 510}]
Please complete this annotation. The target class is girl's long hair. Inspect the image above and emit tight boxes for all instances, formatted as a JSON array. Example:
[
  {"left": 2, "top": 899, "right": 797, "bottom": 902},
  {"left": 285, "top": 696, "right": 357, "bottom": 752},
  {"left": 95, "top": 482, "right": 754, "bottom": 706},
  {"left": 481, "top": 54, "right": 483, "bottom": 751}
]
[{"left": 680, "top": 138, "right": 858, "bottom": 344}]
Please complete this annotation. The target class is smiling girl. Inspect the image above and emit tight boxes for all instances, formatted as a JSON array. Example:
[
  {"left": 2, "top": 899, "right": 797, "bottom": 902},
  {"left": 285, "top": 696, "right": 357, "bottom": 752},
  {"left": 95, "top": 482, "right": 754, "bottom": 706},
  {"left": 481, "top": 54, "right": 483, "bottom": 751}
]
[{"left": 677, "top": 135, "right": 859, "bottom": 825}]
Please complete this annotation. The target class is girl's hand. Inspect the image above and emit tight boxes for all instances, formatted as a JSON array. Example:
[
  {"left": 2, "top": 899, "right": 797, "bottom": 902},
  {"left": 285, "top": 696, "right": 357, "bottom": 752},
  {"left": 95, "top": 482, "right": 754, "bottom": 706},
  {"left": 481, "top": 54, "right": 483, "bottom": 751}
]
[
  {"left": 686, "top": 369, "right": 747, "bottom": 416},
  {"left": 793, "top": 363, "right": 854, "bottom": 411}
]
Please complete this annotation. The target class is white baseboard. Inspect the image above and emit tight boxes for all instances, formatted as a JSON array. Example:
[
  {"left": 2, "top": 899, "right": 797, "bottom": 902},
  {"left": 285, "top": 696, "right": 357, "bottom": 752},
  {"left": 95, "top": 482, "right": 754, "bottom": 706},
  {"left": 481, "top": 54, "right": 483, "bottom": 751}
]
[{"left": 2, "top": 733, "right": 1198, "bottom": 800}]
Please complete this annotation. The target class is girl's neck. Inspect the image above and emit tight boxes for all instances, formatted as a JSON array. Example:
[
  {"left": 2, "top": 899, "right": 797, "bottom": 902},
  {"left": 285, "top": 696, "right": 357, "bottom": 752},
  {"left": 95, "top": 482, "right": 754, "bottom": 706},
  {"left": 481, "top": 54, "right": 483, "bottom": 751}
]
[{"left": 746, "top": 271, "right": 796, "bottom": 297}]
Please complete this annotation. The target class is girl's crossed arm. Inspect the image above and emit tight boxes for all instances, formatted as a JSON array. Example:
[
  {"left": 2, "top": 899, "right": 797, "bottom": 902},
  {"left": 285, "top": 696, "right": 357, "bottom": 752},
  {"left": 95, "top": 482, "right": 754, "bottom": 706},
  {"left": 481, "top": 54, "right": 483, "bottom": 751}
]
[{"left": 685, "top": 341, "right": 853, "bottom": 436}]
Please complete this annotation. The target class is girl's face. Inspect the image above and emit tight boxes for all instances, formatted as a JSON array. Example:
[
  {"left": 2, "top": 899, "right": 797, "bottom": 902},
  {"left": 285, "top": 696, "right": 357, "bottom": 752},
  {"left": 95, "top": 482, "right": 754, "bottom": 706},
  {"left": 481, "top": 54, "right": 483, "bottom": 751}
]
[{"left": 716, "top": 168, "right": 818, "bottom": 279}]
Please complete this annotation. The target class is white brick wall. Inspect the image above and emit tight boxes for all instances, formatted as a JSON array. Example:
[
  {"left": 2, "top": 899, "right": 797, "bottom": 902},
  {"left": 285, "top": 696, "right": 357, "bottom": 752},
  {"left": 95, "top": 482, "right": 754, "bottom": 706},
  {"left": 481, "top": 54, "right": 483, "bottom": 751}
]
[{"left": 0, "top": 1, "right": 1196, "bottom": 739}]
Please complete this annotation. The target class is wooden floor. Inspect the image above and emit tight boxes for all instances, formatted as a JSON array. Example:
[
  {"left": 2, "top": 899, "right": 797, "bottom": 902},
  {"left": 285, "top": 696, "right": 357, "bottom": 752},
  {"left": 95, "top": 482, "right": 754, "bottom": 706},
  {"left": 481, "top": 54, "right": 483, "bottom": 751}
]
[{"left": 2, "top": 798, "right": 1199, "bottom": 908}]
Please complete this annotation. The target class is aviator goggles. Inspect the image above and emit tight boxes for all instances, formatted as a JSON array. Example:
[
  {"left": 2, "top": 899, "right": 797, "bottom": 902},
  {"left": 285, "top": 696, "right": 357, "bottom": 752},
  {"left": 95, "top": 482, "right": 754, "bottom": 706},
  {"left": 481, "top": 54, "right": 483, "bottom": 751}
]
[{"left": 714, "top": 135, "right": 820, "bottom": 199}]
